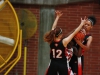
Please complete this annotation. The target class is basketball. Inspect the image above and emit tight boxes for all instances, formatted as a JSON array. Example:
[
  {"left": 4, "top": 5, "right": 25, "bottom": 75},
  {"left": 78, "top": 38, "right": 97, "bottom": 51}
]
[{"left": 75, "top": 32, "right": 85, "bottom": 41}]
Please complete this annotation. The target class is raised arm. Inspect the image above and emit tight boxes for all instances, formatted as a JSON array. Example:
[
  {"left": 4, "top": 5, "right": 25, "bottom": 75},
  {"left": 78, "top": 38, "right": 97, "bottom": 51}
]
[
  {"left": 63, "top": 17, "right": 86, "bottom": 47},
  {"left": 51, "top": 11, "right": 63, "bottom": 30}
]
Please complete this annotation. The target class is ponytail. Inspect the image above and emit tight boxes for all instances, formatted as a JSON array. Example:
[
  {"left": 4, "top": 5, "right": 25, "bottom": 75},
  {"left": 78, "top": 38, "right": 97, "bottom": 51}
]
[{"left": 44, "top": 30, "right": 55, "bottom": 43}]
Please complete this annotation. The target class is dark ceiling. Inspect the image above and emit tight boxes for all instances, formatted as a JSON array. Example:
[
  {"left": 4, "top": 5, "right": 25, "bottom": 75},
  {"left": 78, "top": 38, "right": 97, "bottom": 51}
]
[{"left": 9, "top": 0, "right": 94, "bottom": 5}]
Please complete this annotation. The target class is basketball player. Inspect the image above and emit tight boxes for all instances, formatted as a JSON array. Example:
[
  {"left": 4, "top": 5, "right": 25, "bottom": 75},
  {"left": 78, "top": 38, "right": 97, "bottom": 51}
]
[
  {"left": 69, "top": 16, "right": 96, "bottom": 75},
  {"left": 44, "top": 10, "right": 86, "bottom": 75}
]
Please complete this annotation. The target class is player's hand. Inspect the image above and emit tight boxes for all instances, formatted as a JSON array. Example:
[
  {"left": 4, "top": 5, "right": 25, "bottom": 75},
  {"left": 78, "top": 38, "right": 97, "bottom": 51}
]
[
  {"left": 80, "top": 29, "right": 86, "bottom": 35},
  {"left": 55, "top": 10, "right": 63, "bottom": 18},
  {"left": 74, "top": 37, "right": 83, "bottom": 44},
  {"left": 80, "top": 16, "right": 87, "bottom": 26}
]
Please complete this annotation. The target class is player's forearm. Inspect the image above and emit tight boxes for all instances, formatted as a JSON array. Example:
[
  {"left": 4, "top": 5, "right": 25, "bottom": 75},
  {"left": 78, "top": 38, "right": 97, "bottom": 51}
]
[
  {"left": 73, "top": 22, "right": 84, "bottom": 36},
  {"left": 78, "top": 42, "right": 89, "bottom": 50},
  {"left": 52, "top": 16, "right": 59, "bottom": 30},
  {"left": 65, "top": 22, "right": 84, "bottom": 44}
]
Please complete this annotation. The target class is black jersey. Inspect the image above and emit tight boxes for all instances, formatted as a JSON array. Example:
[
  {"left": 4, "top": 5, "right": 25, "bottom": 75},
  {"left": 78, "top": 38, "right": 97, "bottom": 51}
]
[
  {"left": 71, "top": 34, "right": 91, "bottom": 50},
  {"left": 50, "top": 39, "right": 67, "bottom": 61}
]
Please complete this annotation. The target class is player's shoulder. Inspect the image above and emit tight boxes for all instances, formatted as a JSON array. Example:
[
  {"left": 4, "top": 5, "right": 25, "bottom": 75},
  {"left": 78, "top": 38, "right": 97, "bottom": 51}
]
[
  {"left": 85, "top": 34, "right": 92, "bottom": 38},
  {"left": 88, "top": 35, "right": 93, "bottom": 39},
  {"left": 86, "top": 35, "right": 93, "bottom": 42}
]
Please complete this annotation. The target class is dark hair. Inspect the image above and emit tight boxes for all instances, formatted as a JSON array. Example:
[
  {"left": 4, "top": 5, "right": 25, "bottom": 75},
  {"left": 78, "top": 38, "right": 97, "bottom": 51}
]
[
  {"left": 54, "top": 27, "right": 62, "bottom": 37},
  {"left": 44, "top": 27, "right": 62, "bottom": 43},
  {"left": 88, "top": 16, "right": 96, "bottom": 26}
]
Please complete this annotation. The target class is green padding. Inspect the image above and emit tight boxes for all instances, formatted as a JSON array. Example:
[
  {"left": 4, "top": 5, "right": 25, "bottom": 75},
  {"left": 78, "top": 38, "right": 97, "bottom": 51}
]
[{"left": 38, "top": 7, "right": 55, "bottom": 75}]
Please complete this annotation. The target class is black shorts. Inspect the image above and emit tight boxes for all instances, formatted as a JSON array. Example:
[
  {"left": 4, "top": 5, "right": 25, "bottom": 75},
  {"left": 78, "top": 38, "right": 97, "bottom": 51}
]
[
  {"left": 45, "top": 60, "right": 68, "bottom": 75},
  {"left": 69, "top": 54, "right": 84, "bottom": 75}
]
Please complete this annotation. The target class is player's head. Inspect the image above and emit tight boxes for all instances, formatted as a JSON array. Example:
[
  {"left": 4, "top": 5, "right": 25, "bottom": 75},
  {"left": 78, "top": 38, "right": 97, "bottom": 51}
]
[
  {"left": 84, "top": 16, "right": 96, "bottom": 31},
  {"left": 87, "top": 16, "right": 96, "bottom": 26},
  {"left": 54, "top": 27, "right": 63, "bottom": 38},
  {"left": 44, "top": 27, "right": 63, "bottom": 43}
]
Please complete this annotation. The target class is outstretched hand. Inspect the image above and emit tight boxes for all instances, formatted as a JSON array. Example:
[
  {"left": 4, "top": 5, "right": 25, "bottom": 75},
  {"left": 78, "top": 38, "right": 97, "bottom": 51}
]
[
  {"left": 55, "top": 10, "right": 63, "bottom": 18},
  {"left": 81, "top": 16, "right": 87, "bottom": 25}
]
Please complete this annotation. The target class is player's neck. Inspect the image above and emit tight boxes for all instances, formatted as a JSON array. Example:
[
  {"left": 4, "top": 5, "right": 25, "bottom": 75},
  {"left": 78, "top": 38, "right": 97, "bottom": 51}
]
[
  {"left": 86, "top": 32, "right": 91, "bottom": 35},
  {"left": 54, "top": 38, "right": 61, "bottom": 42},
  {"left": 86, "top": 30, "right": 91, "bottom": 34}
]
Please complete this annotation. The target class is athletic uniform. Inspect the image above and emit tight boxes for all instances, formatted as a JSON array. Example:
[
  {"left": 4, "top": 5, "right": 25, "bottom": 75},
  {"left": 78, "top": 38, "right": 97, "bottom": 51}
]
[
  {"left": 65, "top": 47, "right": 74, "bottom": 75},
  {"left": 69, "top": 34, "right": 91, "bottom": 75},
  {"left": 45, "top": 39, "right": 68, "bottom": 75}
]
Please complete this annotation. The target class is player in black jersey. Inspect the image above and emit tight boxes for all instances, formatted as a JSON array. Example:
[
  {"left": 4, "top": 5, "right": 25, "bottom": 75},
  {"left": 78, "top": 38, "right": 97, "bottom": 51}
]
[
  {"left": 69, "top": 16, "right": 96, "bottom": 75},
  {"left": 44, "top": 10, "right": 86, "bottom": 75}
]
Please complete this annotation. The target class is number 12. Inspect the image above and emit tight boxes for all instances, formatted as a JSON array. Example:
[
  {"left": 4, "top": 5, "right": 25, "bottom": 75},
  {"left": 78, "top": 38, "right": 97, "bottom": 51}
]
[{"left": 52, "top": 49, "right": 62, "bottom": 58}]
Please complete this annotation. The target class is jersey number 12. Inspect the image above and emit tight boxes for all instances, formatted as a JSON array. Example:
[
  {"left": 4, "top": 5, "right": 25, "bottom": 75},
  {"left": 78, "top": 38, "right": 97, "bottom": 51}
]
[{"left": 52, "top": 49, "right": 62, "bottom": 58}]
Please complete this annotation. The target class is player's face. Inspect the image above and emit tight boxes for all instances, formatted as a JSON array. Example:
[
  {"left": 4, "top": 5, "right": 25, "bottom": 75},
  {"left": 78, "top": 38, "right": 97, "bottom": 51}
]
[
  {"left": 83, "top": 20, "right": 93, "bottom": 32},
  {"left": 59, "top": 33, "right": 63, "bottom": 39}
]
